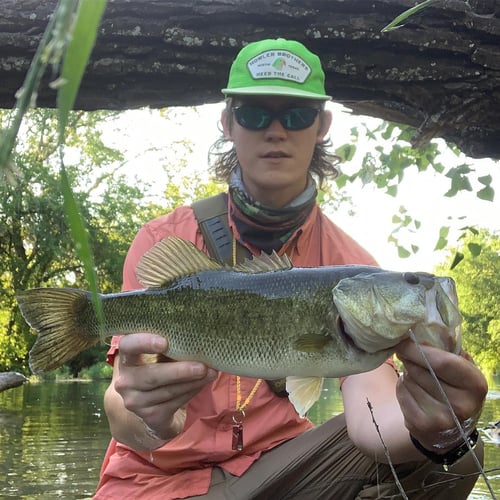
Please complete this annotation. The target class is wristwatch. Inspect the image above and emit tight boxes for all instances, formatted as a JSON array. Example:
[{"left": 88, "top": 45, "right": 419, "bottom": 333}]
[{"left": 410, "top": 428, "right": 479, "bottom": 467}]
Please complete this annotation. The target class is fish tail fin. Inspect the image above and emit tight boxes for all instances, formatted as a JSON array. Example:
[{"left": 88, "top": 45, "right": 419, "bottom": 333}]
[{"left": 16, "top": 288, "right": 100, "bottom": 374}]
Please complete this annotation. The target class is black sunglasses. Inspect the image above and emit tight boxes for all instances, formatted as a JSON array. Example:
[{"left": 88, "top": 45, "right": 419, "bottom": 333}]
[{"left": 232, "top": 105, "right": 321, "bottom": 131}]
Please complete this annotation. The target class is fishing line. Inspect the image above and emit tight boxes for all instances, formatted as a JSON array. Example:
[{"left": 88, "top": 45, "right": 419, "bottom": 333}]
[
  {"left": 366, "top": 398, "right": 409, "bottom": 500},
  {"left": 407, "top": 328, "right": 497, "bottom": 500}
]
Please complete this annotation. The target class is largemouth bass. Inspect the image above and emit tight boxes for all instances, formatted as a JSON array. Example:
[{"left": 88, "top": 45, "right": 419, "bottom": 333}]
[{"left": 17, "top": 237, "right": 462, "bottom": 416}]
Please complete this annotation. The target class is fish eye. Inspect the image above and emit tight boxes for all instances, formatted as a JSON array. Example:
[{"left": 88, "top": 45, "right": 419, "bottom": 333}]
[{"left": 403, "top": 272, "right": 420, "bottom": 285}]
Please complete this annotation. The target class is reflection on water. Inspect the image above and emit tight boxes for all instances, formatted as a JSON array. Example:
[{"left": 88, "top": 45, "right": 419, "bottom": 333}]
[
  {"left": 0, "top": 378, "right": 498, "bottom": 498},
  {"left": 0, "top": 381, "right": 110, "bottom": 499}
]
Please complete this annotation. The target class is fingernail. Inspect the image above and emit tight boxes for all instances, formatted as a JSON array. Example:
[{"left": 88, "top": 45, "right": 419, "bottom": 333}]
[
  {"left": 190, "top": 363, "right": 206, "bottom": 377},
  {"left": 153, "top": 337, "right": 167, "bottom": 351}
]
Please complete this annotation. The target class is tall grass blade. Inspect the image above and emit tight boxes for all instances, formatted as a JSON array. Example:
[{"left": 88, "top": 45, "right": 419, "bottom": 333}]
[
  {"left": 382, "top": 0, "right": 434, "bottom": 32},
  {"left": 59, "top": 163, "right": 105, "bottom": 333},
  {"left": 0, "top": 0, "right": 77, "bottom": 174},
  {"left": 57, "top": 0, "right": 108, "bottom": 333},
  {"left": 57, "top": 0, "right": 108, "bottom": 137}
]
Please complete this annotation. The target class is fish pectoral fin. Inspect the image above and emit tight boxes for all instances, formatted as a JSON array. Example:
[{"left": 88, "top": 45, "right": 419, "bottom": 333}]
[
  {"left": 293, "top": 334, "right": 330, "bottom": 352},
  {"left": 286, "top": 376, "right": 324, "bottom": 418},
  {"left": 136, "top": 236, "right": 224, "bottom": 288}
]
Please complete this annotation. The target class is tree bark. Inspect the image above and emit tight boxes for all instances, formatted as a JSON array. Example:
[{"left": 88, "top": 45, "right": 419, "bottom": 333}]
[{"left": 1, "top": 0, "right": 499, "bottom": 159}]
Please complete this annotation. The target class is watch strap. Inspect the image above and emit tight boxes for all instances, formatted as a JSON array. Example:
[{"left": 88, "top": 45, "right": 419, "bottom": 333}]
[{"left": 410, "top": 428, "right": 479, "bottom": 467}]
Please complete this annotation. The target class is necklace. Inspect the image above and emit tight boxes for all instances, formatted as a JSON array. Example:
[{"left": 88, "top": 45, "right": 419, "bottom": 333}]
[
  {"left": 231, "top": 234, "right": 263, "bottom": 451},
  {"left": 232, "top": 376, "right": 262, "bottom": 451}
]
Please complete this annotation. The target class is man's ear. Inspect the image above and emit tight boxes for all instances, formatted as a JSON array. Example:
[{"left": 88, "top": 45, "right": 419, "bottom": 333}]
[
  {"left": 221, "top": 108, "right": 233, "bottom": 140},
  {"left": 317, "top": 109, "right": 332, "bottom": 143}
]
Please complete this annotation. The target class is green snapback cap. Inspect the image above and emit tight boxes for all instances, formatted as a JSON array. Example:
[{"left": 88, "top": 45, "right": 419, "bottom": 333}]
[{"left": 222, "top": 38, "right": 331, "bottom": 101}]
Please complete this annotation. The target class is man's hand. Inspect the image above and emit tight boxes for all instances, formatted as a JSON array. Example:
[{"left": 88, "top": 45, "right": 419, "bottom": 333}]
[
  {"left": 105, "top": 333, "right": 217, "bottom": 448},
  {"left": 395, "top": 339, "right": 487, "bottom": 453}
]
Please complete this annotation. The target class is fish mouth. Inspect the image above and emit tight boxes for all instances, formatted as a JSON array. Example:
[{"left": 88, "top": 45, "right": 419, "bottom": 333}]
[{"left": 413, "top": 278, "right": 462, "bottom": 353}]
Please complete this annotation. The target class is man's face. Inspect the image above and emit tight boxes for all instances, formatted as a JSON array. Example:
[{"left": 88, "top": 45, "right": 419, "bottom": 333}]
[{"left": 221, "top": 96, "right": 331, "bottom": 207}]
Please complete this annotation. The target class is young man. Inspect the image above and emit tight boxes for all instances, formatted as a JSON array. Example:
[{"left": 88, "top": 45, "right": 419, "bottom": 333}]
[{"left": 95, "top": 38, "right": 486, "bottom": 499}]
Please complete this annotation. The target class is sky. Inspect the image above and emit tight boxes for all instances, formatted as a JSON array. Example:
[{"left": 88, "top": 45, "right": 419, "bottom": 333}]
[{"left": 103, "top": 102, "right": 499, "bottom": 273}]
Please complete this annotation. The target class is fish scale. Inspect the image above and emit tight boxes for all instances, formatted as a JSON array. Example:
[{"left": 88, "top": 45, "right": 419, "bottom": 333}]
[{"left": 91, "top": 285, "right": 360, "bottom": 379}]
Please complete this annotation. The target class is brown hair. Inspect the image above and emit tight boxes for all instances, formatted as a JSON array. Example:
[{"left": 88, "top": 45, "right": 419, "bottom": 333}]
[{"left": 208, "top": 99, "right": 340, "bottom": 188}]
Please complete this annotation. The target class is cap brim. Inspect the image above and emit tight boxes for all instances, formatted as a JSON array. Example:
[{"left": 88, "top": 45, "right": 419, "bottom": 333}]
[{"left": 221, "top": 86, "right": 331, "bottom": 101}]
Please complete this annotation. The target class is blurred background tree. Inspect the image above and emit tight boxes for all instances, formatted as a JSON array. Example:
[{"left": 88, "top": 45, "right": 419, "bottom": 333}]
[{"left": 436, "top": 229, "right": 500, "bottom": 376}]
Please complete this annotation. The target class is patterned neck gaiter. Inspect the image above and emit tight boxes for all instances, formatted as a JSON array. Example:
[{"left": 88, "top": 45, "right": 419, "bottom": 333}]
[{"left": 228, "top": 167, "right": 317, "bottom": 254}]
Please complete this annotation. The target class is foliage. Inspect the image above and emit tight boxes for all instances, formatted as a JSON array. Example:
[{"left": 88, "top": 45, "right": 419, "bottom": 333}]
[
  {"left": 336, "top": 121, "right": 496, "bottom": 258},
  {"left": 435, "top": 229, "right": 500, "bottom": 375},
  {"left": 80, "top": 361, "right": 113, "bottom": 380},
  {"left": 0, "top": 0, "right": 109, "bottom": 349},
  {"left": 0, "top": 109, "right": 163, "bottom": 374}
]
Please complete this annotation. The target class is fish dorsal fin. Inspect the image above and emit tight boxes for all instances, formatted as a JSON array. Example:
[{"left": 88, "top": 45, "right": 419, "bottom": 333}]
[
  {"left": 136, "top": 236, "right": 224, "bottom": 288},
  {"left": 233, "top": 251, "right": 292, "bottom": 273}
]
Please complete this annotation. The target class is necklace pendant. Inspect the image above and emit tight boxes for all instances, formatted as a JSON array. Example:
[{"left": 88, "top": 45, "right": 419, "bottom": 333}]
[{"left": 232, "top": 421, "right": 244, "bottom": 451}]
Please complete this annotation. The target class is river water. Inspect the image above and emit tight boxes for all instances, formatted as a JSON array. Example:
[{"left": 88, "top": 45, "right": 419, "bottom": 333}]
[{"left": 0, "top": 378, "right": 498, "bottom": 499}]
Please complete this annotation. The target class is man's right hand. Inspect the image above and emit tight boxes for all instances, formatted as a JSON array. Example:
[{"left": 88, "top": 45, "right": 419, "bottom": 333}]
[{"left": 104, "top": 333, "right": 218, "bottom": 449}]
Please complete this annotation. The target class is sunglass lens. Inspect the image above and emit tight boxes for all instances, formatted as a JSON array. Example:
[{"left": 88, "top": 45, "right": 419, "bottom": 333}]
[
  {"left": 282, "top": 108, "right": 319, "bottom": 130},
  {"left": 233, "top": 106, "right": 320, "bottom": 130},
  {"left": 234, "top": 107, "right": 271, "bottom": 130}
]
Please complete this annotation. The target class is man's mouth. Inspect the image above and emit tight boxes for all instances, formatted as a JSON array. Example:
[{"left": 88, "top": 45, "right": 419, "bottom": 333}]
[{"left": 263, "top": 151, "right": 289, "bottom": 158}]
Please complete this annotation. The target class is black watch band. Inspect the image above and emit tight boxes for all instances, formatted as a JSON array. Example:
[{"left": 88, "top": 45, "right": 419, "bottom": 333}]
[{"left": 410, "top": 428, "right": 479, "bottom": 467}]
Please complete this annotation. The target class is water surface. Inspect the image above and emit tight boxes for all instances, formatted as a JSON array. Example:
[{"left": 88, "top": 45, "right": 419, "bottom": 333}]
[{"left": 0, "top": 378, "right": 498, "bottom": 498}]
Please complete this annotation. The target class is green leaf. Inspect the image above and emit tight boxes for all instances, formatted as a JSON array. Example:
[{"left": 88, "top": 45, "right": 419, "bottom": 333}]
[
  {"left": 444, "top": 171, "right": 473, "bottom": 197},
  {"left": 57, "top": 0, "right": 108, "bottom": 140},
  {"left": 381, "top": 0, "right": 434, "bottom": 32},
  {"left": 439, "top": 226, "right": 450, "bottom": 238},
  {"left": 434, "top": 226, "right": 450, "bottom": 251},
  {"left": 434, "top": 236, "right": 448, "bottom": 251},
  {"left": 458, "top": 226, "right": 479, "bottom": 236},
  {"left": 449, "top": 251, "right": 464, "bottom": 270},
  {"left": 386, "top": 184, "right": 398, "bottom": 197},
  {"left": 477, "top": 185, "right": 494, "bottom": 201},
  {"left": 335, "top": 143, "right": 357, "bottom": 162},
  {"left": 335, "top": 174, "right": 348, "bottom": 188},
  {"left": 478, "top": 174, "right": 492, "bottom": 186},
  {"left": 445, "top": 164, "right": 472, "bottom": 178},
  {"left": 467, "top": 242, "right": 482, "bottom": 257},
  {"left": 316, "top": 190, "right": 326, "bottom": 204},
  {"left": 397, "top": 245, "right": 411, "bottom": 258}
]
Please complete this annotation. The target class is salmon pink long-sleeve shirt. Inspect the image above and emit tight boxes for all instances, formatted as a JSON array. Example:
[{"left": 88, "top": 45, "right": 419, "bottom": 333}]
[{"left": 95, "top": 200, "right": 381, "bottom": 500}]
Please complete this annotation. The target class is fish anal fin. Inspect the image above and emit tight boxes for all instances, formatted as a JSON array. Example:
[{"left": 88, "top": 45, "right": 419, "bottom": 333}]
[
  {"left": 293, "top": 334, "right": 331, "bottom": 353},
  {"left": 136, "top": 236, "right": 224, "bottom": 288},
  {"left": 286, "top": 376, "right": 324, "bottom": 417}
]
